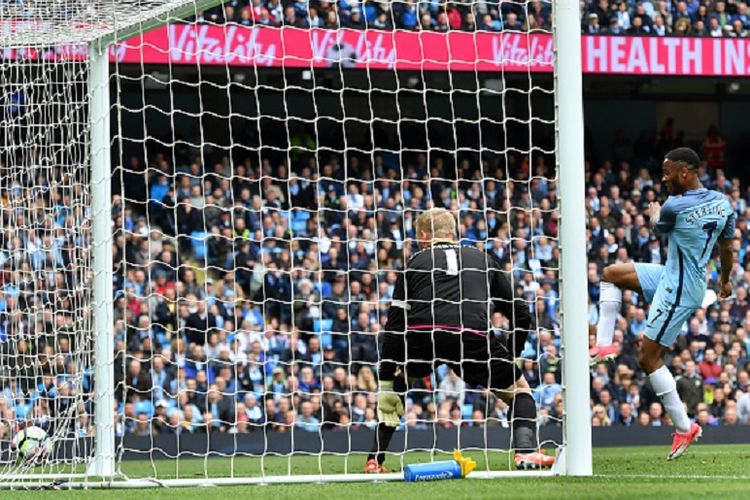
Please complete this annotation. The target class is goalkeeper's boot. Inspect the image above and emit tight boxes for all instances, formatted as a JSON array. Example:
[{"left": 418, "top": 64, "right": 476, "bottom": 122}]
[
  {"left": 589, "top": 344, "right": 618, "bottom": 367},
  {"left": 364, "top": 459, "right": 388, "bottom": 473},
  {"left": 667, "top": 422, "right": 702, "bottom": 461},
  {"left": 514, "top": 451, "right": 555, "bottom": 470}
]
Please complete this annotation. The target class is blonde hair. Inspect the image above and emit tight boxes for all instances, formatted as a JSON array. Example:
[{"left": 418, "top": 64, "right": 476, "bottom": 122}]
[
  {"left": 414, "top": 208, "right": 457, "bottom": 241},
  {"left": 357, "top": 365, "right": 377, "bottom": 393}
]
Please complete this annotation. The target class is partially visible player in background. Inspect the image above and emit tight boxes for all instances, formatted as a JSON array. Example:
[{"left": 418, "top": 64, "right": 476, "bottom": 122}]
[
  {"left": 590, "top": 147, "right": 736, "bottom": 460},
  {"left": 365, "top": 208, "right": 554, "bottom": 473}
]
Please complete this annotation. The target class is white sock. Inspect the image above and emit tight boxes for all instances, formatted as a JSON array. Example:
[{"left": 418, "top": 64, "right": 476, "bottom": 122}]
[
  {"left": 648, "top": 365, "right": 691, "bottom": 433},
  {"left": 596, "top": 281, "right": 622, "bottom": 346}
]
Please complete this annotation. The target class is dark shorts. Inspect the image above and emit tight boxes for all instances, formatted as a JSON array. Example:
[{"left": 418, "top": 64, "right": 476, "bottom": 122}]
[{"left": 398, "top": 329, "right": 519, "bottom": 390}]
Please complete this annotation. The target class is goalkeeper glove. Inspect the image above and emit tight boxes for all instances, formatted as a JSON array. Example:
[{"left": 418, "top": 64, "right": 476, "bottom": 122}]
[{"left": 377, "top": 381, "right": 404, "bottom": 428}]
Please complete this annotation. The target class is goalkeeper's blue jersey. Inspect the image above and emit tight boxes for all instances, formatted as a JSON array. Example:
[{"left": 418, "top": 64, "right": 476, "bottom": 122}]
[{"left": 655, "top": 188, "right": 735, "bottom": 308}]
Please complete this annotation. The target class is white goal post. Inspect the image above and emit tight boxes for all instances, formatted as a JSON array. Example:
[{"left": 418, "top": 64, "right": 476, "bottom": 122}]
[
  {"left": 0, "top": 0, "right": 589, "bottom": 488},
  {"left": 554, "top": 0, "right": 592, "bottom": 477}
]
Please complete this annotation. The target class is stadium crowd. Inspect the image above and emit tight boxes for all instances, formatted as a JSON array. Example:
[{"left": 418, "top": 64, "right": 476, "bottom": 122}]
[
  {"left": 107, "top": 119, "right": 750, "bottom": 436},
  {"left": 0, "top": 117, "right": 749, "bottom": 444},
  {"left": 13, "top": 0, "right": 750, "bottom": 38},
  {"left": 197, "top": 0, "right": 750, "bottom": 38}
]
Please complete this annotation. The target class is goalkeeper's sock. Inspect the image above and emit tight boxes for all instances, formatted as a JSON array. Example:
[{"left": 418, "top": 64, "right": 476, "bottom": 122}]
[
  {"left": 367, "top": 423, "right": 397, "bottom": 465},
  {"left": 596, "top": 281, "right": 622, "bottom": 346},
  {"left": 509, "top": 392, "right": 538, "bottom": 454},
  {"left": 648, "top": 365, "right": 691, "bottom": 433}
]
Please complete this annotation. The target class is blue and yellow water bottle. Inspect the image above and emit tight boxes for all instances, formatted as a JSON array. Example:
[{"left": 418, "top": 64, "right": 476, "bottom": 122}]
[{"left": 403, "top": 450, "right": 476, "bottom": 482}]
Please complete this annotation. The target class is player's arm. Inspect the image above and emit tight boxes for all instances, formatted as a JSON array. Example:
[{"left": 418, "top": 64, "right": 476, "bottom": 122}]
[
  {"left": 380, "top": 271, "right": 406, "bottom": 383},
  {"left": 489, "top": 256, "right": 532, "bottom": 357},
  {"left": 649, "top": 198, "right": 676, "bottom": 234},
  {"left": 378, "top": 271, "right": 407, "bottom": 427},
  {"left": 718, "top": 212, "right": 737, "bottom": 299}
]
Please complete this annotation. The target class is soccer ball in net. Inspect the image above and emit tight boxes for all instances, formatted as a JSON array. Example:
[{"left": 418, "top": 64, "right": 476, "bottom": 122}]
[{"left": 11, "top": 426, "right": 51, "bottom": 464}]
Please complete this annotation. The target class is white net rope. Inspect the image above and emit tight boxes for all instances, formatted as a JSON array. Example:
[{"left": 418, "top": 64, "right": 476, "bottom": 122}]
[
  {"left": 0, "top": 0, "right": 562, "bottom": 486},
  {"left": 112, "top": 4, "right": 559, "bottom": 482},
  {"left": 0, "top": 53, "right": 94, "bottom": 477},
  {"left": 0, "top": 0, "right": 216, "bottom": 47}
]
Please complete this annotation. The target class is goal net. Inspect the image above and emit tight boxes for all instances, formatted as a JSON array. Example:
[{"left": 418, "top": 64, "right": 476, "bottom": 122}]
[{"left": 0, "top": 0, "right": 589, "bottom": 488}]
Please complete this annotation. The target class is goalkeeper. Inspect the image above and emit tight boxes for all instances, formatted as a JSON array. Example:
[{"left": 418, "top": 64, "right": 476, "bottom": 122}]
[{"left": 365, "top": 208, "right": 554, "bottom": 472}]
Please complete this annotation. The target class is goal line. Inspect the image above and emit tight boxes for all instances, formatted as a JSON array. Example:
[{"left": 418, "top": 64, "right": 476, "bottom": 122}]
[{"left": 0, "top": 469, "right": 558, "bottom": 490}]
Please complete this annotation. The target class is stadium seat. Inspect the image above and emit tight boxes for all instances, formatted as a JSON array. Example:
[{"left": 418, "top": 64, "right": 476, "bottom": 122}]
[
  {"left": 461, "top": 404, "right": 474, "bottom": 420},
  {"left": 190, "top": 231, "right": 209, "bottom": 260},
  {"left": 14, "top": 404, "right": 30, "bottom": 419},
  {"left": 133, "top": 400, "right": 154, "bottom": 419},
  {"left": 314, "top": 319, "right": 333, "bottom": 333},
  {"left": 320, "top": 333, "right": 333, "bottom": 350},
  {"left": 291, "top": 218, "right": 307, "bottom": 235},
  {"left": 293, "top": 209, "right": 311, "bottom": 221},
  {"left": 315, "top": 282, "right": 332, "bottom": 298}
]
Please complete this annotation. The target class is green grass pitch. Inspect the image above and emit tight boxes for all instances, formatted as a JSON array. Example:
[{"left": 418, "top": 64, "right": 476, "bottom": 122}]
[{"left": 10, "top": 444, "right": 750, "bottom": 499}]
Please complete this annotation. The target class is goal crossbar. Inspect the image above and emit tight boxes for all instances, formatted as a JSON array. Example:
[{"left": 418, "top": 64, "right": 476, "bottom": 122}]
[{"left": 0, "top": 0, "right": 224, "bottom": 47}]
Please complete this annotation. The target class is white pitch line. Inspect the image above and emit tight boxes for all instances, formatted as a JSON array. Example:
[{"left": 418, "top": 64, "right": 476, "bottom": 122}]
[{"left": 597, "top": 473, "right": 750, "bottom": 481}]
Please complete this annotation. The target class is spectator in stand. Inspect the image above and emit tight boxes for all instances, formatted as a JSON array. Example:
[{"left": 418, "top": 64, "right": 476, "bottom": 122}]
[
  {"left": 584, "top": 13, "right": 603, "bottom": 33},
  {"left": 715, "top": 1, "right": 731, "bottom": 28},
  {"left": 703, "top": 126, "right": 727, "bottom": 170},
  {"left": 534, "top": 372, "right": 563, "bottom": 410},
  {"left": 283, "top": 6, "right": 305, "bottom": 27},
  {"left": 654, "top": 1, "right": 672, "bottom": 31},
  {"left": 504, "top": 11, "right": 523, "bottom": 30},
  {"left": 723, "top": 23, "right": 740, "bottom": 38},
  {"left": 4, "top": 81, "right": 750, "bottom": 446},
  {"left": 612, "top": 2, "right": 630, "bottom": 31},
  {"left": 181, "top": 0, "right": 750, "bottom": 37},
  {"left": 676, "top": 360, "right": 704, "bottom": 417},
  {"left": 616, "top": 402, "right": 636, "bottom": 426},
  {"left": 699, "top": 349, "right": 724, "bottom": 383},
  {"left": 734, "top": 2, "right": 750, "bottom": 27},
  {"left": 632, "top": 3, "right": 653, "bottom": 31},
  {"left": 673, "top": 16, "right": 692, "bottom": 34},
  {"left": 434, "top": 11, "right": 450, "bottom": 31},
  {"left": 626, "top": 15, "right": 648, "bottom": 34},
  {"left": 478, "top": 13, "right": 501, "bottom": 31},
  {"left": 346, "top": 9, "right": 366, "bottom": 29},
  {"left": 708, "top": 16, "right": 724, "bottom": 36},
  {"left": 652, "top": 14, "right": 667, "bottom": 35},
  {"left": 398, "top": 0, "right": 419, "bottom": 29}
]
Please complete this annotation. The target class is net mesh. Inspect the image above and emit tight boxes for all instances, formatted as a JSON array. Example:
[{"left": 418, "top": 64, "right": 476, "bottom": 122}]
[
  {"left": 0, "top": 53, "right": 94, "bottom": 475},
  {"left": 0, "top": 0, "right": 218, "bottom": 47},
  {"left": 0, "top": 0, "right": 563, "bottom": 486}
]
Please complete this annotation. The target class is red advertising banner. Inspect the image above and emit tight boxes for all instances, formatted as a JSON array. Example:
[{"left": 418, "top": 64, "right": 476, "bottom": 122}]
[
  {"left": 6, "top": 24, "right": 750, "bottom": 76},
  {"left": 113, "top": 25, "right": 555, "bottom": 72},
  {"left": 582, "top": 35, "right": 750, "bottom": 76}
]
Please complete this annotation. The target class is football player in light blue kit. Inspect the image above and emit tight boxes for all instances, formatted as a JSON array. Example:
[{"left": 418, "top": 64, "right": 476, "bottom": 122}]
[{"left": 590, "top": 147, "right": 736, "bottom": 460}]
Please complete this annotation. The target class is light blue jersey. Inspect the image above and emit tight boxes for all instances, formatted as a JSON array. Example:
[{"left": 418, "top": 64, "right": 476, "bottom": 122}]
[{"left": 638, "top": 188, "right": 735, "bottom": 346}]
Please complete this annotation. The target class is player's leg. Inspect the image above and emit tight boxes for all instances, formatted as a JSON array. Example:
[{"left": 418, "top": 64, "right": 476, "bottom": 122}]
[
  {"left": 591, "top": 263, "right": 662, "bottom": 364},
  {"left": 493, "top": 377, "right": 555, "bottom": 469},
  {"left": 366, "top": 332, "right": 436, "bottom": 472},
  {"left": 478, "top": 333, "right": 554, "bottom": 469},
  {"left": 366, "top": 371, "right": 408, "bottom": 471},
  {"left": 641, "top": 304, "right": 702, "bottom": 459},
  {"left": 494, "top": 377, "right": 536, "bottom": 453}
]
